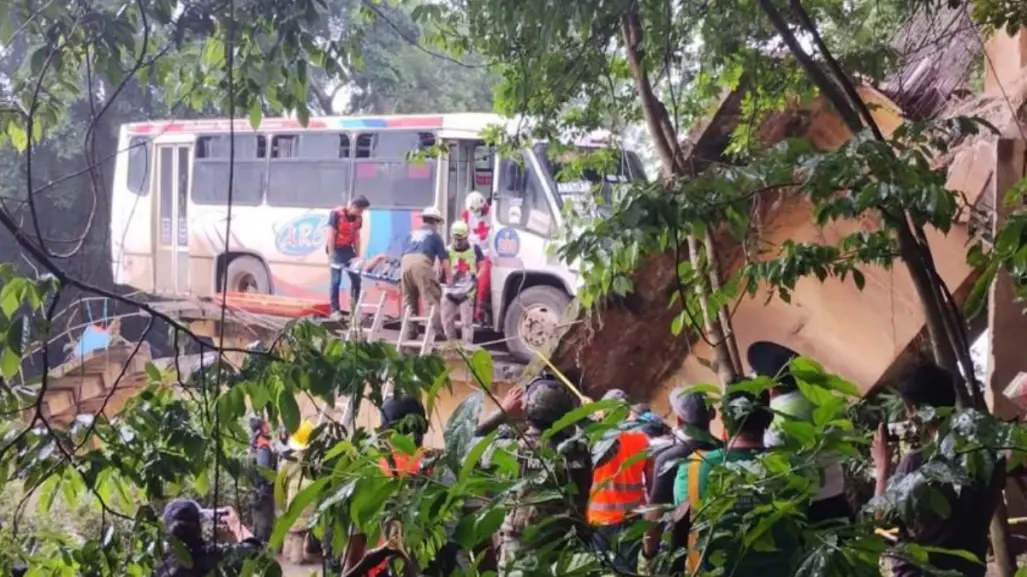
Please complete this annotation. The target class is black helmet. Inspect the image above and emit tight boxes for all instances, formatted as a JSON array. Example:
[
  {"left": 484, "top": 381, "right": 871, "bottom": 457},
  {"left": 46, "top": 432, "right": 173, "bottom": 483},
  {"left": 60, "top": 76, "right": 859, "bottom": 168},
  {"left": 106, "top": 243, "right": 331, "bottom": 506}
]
[
  {"left": 380, "top": 394, "right": 428, "bottom": 441},
  {"left": 524, "top": 377, "right": 579, "bottom": 428}
]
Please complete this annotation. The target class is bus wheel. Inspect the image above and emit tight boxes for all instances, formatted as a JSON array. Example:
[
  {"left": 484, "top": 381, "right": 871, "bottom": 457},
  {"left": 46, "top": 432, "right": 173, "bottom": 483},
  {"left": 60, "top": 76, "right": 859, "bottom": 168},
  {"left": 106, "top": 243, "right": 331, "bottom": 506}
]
[
  {"left": 223, "top": 256, "right": 271, "bottom": 294},
  {"left": 503, "top": 286, "right": 571, "bottom": 363}
]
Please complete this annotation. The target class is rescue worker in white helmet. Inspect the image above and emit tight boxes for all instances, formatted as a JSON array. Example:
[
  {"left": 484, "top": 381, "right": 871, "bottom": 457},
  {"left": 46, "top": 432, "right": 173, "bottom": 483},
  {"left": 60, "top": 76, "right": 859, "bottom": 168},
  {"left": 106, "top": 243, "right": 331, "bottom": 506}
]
[
  {"left": 400, "top": 207, "right": 449, "bottom": 340},
  {"left": 442, "top": 221, "right": 484, "bottom": 345},
  {"left": 461, "top": 191, "right": 492, "bottom": 323}
]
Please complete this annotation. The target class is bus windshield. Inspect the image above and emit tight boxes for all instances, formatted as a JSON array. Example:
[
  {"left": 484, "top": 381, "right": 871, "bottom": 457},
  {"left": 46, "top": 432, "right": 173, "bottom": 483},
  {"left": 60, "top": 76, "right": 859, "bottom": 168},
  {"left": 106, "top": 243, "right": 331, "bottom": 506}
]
[{"left": 535, "top": 144, "right": 647, "bottom": 215}]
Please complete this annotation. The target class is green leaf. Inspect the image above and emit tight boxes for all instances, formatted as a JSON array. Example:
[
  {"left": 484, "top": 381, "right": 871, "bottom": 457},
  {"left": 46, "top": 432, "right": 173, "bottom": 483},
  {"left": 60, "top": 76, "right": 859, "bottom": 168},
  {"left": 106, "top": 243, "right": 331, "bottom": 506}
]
[
  {"left": 296, "top": 103, "right": 311, "bottom": 128},
  {"left": 203, "top": 38, "right": 225, "bottom": 65},
  {"left": 248, "top": 101, "right": 263, "bottom": 131},
  {"left": 474, "top": 507, "right": 506, "bottom": 546},
  {"left": 1, "top": 347, "right": 20, "bottom": 379},
  {"left": 7, "top": 123, "right": 26, "bottom": 152},
  {"left": 851, "top": 269, "right": 866, "bottom": 290},
  {"left": 0, "top": 18, "right": 13, "bottom": 45},
  {"left": 274, "top": 469, "right": 289, "bottom": 511},
  {"left": 543, "top": 399, "right": 620, "bottom": 439},
  {"left": 444, "top": 392, "right": 483, "bottom": 469},
  {"left": 270, "top": 476, "right": 331, "bottom": 549},
  {"left": 425, "top": 368, "right": 451, "bottom": 417},
  {"left": 278, "top": 388, "right": 300, "bottom": 432},
  {"left": 453, "top": 510, "right": 476, "bottom": 549},
  {"left": 390, "top": 431, "right": 417, "bottom": 455},
  {"left": 963, "top": 261, "right": 997, "bottom": 320},
  {"left": 1, "top": 277, "right": 27, "bottom": 316},
  {"left": 169, "top": 537, "right": 194, "bottom": 569},
  {"left": 459, "top": 432, "right": 495, "bottom": 482},
  {"left": 467, "top": 349, "right": 493, "bottom": 391},
  {"left": 671, "top": 312, "right": 685, "bottom": 336},
  {"left": 145, "top": 362, "right": 162, "bottom": 383}
]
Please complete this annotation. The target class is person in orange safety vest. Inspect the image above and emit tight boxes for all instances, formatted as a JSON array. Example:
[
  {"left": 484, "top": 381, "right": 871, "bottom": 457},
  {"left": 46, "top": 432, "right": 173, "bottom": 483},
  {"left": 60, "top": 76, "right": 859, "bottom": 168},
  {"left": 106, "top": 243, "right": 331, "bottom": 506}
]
[
  {"left": 343, "top": 394, "right": 460, "bottom": 577},
  {"left": 587, "top": 389, "right": 655, "bottom": 574},
  {"left": 325, "top": 195, "right": 370, "bottom": 316}
]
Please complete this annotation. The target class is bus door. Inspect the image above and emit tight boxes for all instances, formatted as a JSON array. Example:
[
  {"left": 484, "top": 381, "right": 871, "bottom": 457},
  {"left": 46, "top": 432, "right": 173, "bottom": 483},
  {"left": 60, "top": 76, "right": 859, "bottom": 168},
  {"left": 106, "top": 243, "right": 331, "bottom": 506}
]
[
  {"left": 442, "top": 140, "right": 491, "bottom": 227},
  {"left": 153, "top": 145, "right": 191, "bottom": 294},
  {"left": 488, "top": 151, "right": 562, "bottom": 326}
]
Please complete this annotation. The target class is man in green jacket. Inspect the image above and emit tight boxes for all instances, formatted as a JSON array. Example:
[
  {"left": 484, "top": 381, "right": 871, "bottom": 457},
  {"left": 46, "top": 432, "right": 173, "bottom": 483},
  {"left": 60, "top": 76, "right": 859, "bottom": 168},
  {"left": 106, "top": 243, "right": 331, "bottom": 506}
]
[{"left": 673, "top": 387, "right": 797, "bottom": 577}]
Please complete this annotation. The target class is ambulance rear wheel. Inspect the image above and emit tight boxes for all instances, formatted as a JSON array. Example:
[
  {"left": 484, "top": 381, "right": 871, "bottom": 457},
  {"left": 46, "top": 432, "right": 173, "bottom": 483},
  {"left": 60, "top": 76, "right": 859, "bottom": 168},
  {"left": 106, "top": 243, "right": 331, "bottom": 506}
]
[
  {"left": 223, "top": 256, "right": 271, "bottom": 294},
  {"left": 503, "top": 286, "right": 571, "bottom": 363}
]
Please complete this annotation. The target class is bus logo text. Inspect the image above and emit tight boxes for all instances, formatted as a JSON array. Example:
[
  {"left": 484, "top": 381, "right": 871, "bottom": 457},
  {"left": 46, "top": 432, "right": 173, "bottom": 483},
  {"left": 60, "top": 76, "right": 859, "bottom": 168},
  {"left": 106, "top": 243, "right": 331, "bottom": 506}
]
[
  {"left": 494, "top": 227, "right": 520, "bottom": 258},
  {"left": 276, "top": 214, "right": 330, "bottom": 257}
]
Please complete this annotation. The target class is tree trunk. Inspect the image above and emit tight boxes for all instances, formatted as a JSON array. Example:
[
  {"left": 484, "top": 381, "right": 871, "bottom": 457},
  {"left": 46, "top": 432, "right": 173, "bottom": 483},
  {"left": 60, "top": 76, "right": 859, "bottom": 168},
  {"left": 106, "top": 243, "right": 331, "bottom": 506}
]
[
  {"left": 765, "top": 1, "right": 1014, "bottom": 572},
  {"left": 620, "top": 9, "right": 740, "bottom": 385}
]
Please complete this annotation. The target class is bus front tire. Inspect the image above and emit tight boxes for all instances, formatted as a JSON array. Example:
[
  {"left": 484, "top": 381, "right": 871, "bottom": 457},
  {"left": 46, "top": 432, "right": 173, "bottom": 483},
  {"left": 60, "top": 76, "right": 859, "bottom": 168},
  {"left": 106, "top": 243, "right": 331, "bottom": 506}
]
[
  {"left": 503, "top": 285, "right": 571, "bottom": 363},
  {"left": 223, "top": 256, "right": 271, "bottom": 294}
]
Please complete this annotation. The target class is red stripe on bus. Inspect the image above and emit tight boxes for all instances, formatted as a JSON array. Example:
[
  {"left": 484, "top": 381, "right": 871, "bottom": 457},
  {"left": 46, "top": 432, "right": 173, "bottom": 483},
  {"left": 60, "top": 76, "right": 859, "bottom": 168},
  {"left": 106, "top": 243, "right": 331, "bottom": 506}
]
[{"left": 387, "top": 116, "right": 444, "bottom": 128}]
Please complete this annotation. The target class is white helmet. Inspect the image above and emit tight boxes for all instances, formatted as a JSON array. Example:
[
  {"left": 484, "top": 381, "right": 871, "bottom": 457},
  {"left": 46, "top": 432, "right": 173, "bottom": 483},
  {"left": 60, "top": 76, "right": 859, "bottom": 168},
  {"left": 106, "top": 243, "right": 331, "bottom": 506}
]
[
  {"left": 421, "top": 206, "right": 444, "bottom": 222},
  {"left": 465, "top": 191, "right": 487, "bottom": 213}
]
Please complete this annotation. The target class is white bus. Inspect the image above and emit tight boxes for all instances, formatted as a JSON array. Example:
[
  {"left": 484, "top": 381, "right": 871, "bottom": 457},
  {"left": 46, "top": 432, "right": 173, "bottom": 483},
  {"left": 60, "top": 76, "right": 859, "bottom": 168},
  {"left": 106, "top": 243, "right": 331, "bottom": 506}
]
[{"left": 109, "top": 113, "right": 646, "bottom": 361}]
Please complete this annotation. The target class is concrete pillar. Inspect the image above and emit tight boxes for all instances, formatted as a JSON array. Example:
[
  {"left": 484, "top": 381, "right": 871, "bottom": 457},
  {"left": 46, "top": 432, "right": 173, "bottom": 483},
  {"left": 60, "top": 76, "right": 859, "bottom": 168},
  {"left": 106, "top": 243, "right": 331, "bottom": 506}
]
[
  {"left": 987, "top": 138, "right": 1027, "bottom": 519},
  {"left": 985, "top": 27, "right": 1027, "bottom": 96}
]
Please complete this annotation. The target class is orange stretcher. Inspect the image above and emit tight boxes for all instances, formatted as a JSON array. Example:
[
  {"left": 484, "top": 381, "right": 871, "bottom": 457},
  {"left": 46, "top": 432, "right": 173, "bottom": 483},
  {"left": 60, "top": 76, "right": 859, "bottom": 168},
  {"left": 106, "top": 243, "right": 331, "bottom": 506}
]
[{"left": 207, "top": 292, "right": 332, "bottom": 318}]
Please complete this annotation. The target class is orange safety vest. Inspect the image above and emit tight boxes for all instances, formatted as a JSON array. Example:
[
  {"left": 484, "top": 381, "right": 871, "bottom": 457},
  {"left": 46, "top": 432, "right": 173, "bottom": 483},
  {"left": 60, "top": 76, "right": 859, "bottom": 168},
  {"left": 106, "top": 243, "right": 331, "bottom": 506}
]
[
  {"left": 333, "top": 207, "right": 362, "bottom": 250},
  {"left": 587, "top": 430, "right": 650, "bottom": 525},
  {"left": 368, "top": 450, "right": 427, "bottom": 577}
]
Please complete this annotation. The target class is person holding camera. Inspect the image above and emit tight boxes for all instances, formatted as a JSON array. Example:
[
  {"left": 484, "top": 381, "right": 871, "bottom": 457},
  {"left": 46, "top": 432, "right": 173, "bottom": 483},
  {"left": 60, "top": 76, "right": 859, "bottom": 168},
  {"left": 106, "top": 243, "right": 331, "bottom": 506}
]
[
  {"left": 872, "top": 363, "right": 991, "bottom": 577},
  {"left": 154, "top": 499, "right": 261, "bottom": 577}
]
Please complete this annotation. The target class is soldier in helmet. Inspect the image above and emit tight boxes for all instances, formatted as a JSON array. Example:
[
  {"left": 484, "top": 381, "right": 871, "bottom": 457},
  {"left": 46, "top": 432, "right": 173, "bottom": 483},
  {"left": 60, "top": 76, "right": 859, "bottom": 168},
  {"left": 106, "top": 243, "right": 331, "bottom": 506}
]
[{"left": 498, "top": 376, "right": 592, "bottom": 576}]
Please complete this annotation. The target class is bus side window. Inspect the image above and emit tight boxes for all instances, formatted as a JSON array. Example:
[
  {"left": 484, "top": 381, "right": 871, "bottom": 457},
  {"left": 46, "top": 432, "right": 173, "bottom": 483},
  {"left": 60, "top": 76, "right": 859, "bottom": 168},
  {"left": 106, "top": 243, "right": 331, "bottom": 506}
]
[
  {"left": 353, "top": 131, "right": 436, "bottom": 211},
  {"left": 272, "top": 135, "right": 298, "bottom": 158},
  {"left": 191, "top": 134, "right": 265, "bottom": 206},
  {"left": 266, "top": 133, "right": 352, "bottom": 209},
  {"left": 127, "top": 136, "right": 151, "bottom": 195},
  {"left": 356, "top": 134, "right": 375, "bottom": 159}
]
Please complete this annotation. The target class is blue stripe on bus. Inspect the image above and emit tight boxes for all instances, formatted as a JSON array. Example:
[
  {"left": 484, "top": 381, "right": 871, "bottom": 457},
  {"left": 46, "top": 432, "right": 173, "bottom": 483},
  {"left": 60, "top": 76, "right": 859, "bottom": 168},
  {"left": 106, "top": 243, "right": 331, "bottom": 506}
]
[
  {"left": 366, "top": 209, "right": 393, "bottom": 259},
  {"left": 339, "top": 118, "right": 389, "bottom": 129},
  {"left": 387, "top": 210, "right": 414, "bottom": 258}
]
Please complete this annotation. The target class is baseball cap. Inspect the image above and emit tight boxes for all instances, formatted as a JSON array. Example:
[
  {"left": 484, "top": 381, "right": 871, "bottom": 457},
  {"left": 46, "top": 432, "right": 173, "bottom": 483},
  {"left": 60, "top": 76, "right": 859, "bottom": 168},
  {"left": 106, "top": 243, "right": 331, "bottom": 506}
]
[
  {"left": 162, "top": 498, "right": 201, "bottom": 527},
  {"left": 669, "top": 387, "right": 712, "bottom": 425}
]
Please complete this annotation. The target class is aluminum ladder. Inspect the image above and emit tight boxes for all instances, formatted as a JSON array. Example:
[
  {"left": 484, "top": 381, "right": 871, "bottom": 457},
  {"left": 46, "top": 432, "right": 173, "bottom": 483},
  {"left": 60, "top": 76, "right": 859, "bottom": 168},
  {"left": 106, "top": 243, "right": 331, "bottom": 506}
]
[
  {"left": 396, "top": 305, "right": 438, "bottom": 355},
  {"left": 346, "top": 288, "right": 388, "bottom": 342}
]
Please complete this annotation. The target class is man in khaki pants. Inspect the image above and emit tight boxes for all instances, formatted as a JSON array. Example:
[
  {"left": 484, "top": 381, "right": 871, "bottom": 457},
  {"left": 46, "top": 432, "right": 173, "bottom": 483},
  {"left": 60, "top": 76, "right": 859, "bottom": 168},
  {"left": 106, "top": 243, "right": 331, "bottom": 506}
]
[{"left": 400, "top": 206, "right": 450, "bottom": 339}]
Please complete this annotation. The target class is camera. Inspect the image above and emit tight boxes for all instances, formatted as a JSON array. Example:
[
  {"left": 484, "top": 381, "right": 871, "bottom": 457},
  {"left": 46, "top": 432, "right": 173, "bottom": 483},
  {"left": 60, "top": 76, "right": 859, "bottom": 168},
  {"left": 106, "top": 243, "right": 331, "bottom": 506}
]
[
  {"left": 886, "top": 420, "right": 914, "bottom": 443},
  {"left": 199, "top": 507, "right": 229, "bottom": 522}
]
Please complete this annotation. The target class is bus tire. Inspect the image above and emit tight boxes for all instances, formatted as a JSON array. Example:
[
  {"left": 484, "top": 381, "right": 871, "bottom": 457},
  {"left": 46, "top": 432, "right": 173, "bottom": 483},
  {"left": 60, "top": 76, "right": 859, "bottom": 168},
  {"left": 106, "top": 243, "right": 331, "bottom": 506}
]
[
  {"left": 503, "top": 285, "right": 571, "bottom": 363},
  {"left": 223, "top": 256, "right": 271, "bottom": 294}
]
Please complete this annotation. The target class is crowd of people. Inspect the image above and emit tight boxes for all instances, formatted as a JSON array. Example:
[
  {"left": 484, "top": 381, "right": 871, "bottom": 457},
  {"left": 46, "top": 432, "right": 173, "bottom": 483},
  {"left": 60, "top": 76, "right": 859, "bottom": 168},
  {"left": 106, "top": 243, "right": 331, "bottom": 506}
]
[{"left": 152, "top": 341, "right": 993, "bottom": 577}]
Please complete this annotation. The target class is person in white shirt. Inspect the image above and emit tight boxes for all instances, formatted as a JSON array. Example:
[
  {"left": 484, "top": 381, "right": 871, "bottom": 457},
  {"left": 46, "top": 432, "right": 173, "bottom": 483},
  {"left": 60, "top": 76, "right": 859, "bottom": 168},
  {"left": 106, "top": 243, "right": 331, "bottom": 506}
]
[{"left": 747, "top": 340, "right": 853, "bottom": 524}]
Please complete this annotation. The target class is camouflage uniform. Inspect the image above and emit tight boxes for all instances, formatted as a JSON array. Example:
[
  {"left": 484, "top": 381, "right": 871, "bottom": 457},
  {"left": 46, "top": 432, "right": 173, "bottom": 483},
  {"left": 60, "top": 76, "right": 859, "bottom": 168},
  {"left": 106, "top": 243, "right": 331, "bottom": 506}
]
[{"left": 498, "top": 428, "right": 591, "bottom": 576}]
